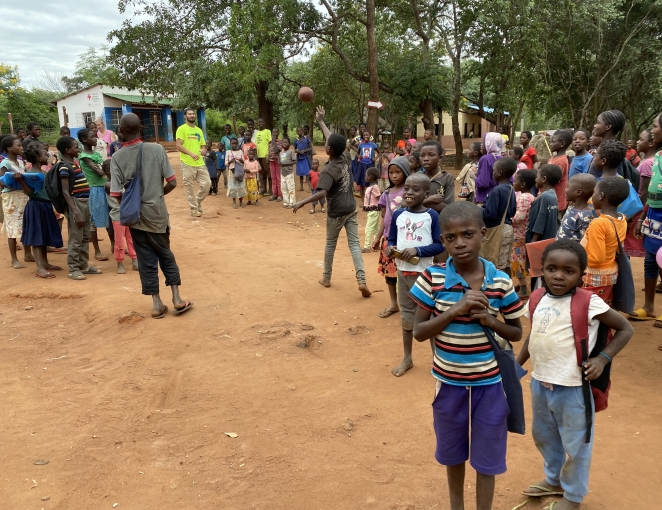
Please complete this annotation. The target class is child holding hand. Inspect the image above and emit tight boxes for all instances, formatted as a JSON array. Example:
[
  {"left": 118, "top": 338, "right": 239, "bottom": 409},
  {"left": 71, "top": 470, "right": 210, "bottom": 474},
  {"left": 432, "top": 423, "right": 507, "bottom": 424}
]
[
  {"left": 362, "top": 167, "right": 381, "bottom": 252},
  {"left": 387, "top": 173, "right": 444, "bottom": 377},
  {"left": 411, "top": 201, "right": 525, "bottom": 510}
]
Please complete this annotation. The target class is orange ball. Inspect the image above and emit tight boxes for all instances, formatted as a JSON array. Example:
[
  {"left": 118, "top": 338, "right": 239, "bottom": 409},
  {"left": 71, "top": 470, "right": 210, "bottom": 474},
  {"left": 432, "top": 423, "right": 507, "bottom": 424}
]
[{"left": 298, "top": 86, "right": 314, "bottom": 103}]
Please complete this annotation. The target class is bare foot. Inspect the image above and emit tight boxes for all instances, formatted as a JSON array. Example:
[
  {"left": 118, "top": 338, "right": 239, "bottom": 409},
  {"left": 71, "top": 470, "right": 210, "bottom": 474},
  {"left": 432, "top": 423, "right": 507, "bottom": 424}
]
[
  {"left": 11, "top": 260, "right": 26, "bottom": 269},
  {"left": 361, "top": 248, "right": 371, "bottom": 253},
  {"left": 391, "top": 358, "right": 414, "bottom": 377},
  {"left": 24, "top": 254, "right": 35, "bottom": 263},
  {"left": 132, "top": 259, "right": 139, "bottom": 271},
  {"left": 233, "top": 203, "right": 238, "bottom": 209},
  {"left": 117, "top": 262, "right": 126, "bottom": 274},
  {"left": 550, "top": 498, "right": 581, "bottom": 509},
  {"left": 358, "top": 284, "right": 372, "bottom": 298},
  {"left": 151, "top": 305, "right": 168, "bottom": 319},
  {"left": 522, "top": 480, "right": 564, "bottom": 497},
  {"left": 319, "top": 279, "right": 331, "bottom": 288}
]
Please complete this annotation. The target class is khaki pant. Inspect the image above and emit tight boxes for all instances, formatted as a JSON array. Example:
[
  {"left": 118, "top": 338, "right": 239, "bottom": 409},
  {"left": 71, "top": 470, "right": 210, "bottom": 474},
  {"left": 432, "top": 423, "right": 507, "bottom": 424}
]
[
  {"left": 281, "top": 173, "right": 296, "bottom": 206},
  {"left": 181, "top": 162, "right": 211, "bottom": 213},
  {"left": 65, "top": 197, "right": 91, "bottom": 273}
]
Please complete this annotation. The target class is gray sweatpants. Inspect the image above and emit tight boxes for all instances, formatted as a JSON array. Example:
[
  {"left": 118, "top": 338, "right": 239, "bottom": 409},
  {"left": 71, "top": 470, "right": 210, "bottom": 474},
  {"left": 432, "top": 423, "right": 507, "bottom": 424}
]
[{"left": 65, "top": 197, "right": 91, "bottom": 273}]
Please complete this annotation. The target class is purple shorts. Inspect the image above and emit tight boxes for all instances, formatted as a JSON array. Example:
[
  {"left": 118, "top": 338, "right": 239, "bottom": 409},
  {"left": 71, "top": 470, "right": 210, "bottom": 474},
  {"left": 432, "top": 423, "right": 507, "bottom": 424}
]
[{"left": 432, "top": 381, "right": 509, "bottom": 475}]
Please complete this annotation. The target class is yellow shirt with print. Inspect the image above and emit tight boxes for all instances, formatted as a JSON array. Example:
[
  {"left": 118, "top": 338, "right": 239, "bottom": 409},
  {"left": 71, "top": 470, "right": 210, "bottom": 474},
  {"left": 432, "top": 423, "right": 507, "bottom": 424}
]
[
  {"left": 176, "top": 124, "right": 205, "bottom": 167},
  {"left": 254, "top": 129, "right": 272, "bottom": 159}
]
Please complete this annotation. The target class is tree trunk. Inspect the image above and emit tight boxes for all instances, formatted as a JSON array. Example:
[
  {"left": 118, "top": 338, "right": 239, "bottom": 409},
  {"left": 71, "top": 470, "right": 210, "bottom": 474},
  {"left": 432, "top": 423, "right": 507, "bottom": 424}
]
[
  {"left": 419, "top": 98, "right": 435, "bottom": 132},
  {"left": 437, "top": 105, "right": 443, "bottom": 143},
  {"left": 365, "top": 0, "right": 379, "bottom": 136},
  {"left": 451, "top": 56, "right": 463, "bottom": 169},
  {"left": 255, "top": 80, "right": 274, "bottom": 129}
]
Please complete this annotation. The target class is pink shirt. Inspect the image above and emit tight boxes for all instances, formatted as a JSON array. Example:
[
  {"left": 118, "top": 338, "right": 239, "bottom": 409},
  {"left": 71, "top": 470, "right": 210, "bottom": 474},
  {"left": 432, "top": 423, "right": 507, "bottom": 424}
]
[
  {"left": 638, "top": 157, "right": 654, "bottom": 193},
  {"left": 363, "top": 184, "right": 381, "bottom": 209}
]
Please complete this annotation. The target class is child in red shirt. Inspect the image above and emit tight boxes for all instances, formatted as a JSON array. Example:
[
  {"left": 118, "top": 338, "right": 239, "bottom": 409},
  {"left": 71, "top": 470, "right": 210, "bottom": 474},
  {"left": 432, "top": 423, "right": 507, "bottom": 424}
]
[{"left": 308, "top": 159, "right": 326, "bottom": 214}]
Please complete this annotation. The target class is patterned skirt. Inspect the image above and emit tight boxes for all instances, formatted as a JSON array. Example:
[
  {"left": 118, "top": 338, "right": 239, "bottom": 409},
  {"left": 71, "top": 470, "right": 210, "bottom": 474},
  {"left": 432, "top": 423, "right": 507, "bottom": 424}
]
[
  {"left": 89, "top": 186, "right": 109, "bottom": 229},
  {"left": 245, "top": 177, "right": 260, "bottom": 202},
  {"left": 1, "top": 191, "right": 28, "bottom": 239},
  {"left": 377, "top": 236, "right": 398, "bottom": 279},
  {"left": 510, "top": 237, "right": 528, "bottom": 278}
]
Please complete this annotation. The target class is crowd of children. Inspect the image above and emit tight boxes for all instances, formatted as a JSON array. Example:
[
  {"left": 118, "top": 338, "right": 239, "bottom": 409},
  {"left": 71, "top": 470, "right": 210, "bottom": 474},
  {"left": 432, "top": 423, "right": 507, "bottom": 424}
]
[{"left": 3, "top": 106, "right": 662, "bottom": 509}]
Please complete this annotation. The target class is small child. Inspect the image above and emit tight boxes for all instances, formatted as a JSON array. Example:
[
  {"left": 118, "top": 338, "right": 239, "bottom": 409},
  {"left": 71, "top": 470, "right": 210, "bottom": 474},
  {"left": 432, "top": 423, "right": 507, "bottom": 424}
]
[
  {"left": 354, "top": 131, "right": 379, "bottom": 199},
  {"left": 109, "top": 133, "right": 123, "bottom": 158},
  {"left": 243, "top": 148, "right": 260, "bottom": 205},
  {"left": 482, "top": 157, "right": 517, "bottom": 272},
  {"left": 225, "top": 138, "right": 247, "bottom": 209},
  {"left": 378, "top": 142, "right": 394, "bottom": 192},
  {"left": 103, "top": 160, "right": 138, "bottom": 274},
  {"left": 241, "top": 131, "right": 257, "bottom": 160},
  {"left": 407, "top": 152, "right": 421, "bottom": 173},
  {"left": 294, "top": 126, "right": 312, "bottom": 191},
  {"left": 279, "top": 138, "right": 297, "bottom": 208},
  {"left": 268, "top": 129, "right": 282, "bottom": 201},
  {"left": 548, "top": 129, "right": 573, "bottom": 215},
  {"left": 510, "top": 146, "right": 528, "bottom": 170},
  {"left": 387, "top": 173, "right": 444, "bottom": 377},
  {"left": 581, "top": 177, "right": 629, "bottom": 303},
  {"left": 204, "top": 141, "right": 219, "bottom": 195},
  {"left": 569, "top": 129, "right": 592, "bottom": 177},
  {"left": 411, "top": 201, "right": 525, "bottom": 510},
  {"left": 56, "top": 135, "right": 100, "bottom": 280},
  {"left": 215, "top": 142, "right": 227, "bottom": 189},
  {"left": 456, "top": 141, "right": 480, "bottom": 202},
  {"left": 308, "top": 159, "right": 325, "bottom": 213},
  {"left": 423, "top": 128, "right": 434, "bottom": 141},
  {"left": 362, "top": 167, "right": 381, "bottom": 252},
  {"left": 625, "top": 138, "right": 641, "bottom": 166},
  {"left": 78, "top": 128, "right": 109, "bottom": 262},
  {"left": 527, "top": 164, "right": 562, "bottom": 244},
  {"left": 517, "top": 240, "right": 632, "bottom": 508},
  {"left": 374, "top": 157, "right": 409, "bottom": 319},
  {"left": 511, "top": 169, "right": 536, "bottom": 297},
  {"left": 556, "top": 174, "right": 597, "bottom": 242},
  {"left": 17, "top": 143, "right": 63, "bottom": 278}
]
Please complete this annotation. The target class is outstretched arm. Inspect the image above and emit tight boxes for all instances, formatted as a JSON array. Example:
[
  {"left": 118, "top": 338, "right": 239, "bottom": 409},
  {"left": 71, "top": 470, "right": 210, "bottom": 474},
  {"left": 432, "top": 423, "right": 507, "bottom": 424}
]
[{"left": 315, "top": 106, "right": 331, "bottom": 141}]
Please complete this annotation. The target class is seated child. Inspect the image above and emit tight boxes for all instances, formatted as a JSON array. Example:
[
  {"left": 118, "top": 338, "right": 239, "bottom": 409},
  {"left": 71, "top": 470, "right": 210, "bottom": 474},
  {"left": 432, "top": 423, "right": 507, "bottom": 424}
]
[
  {"left": 362, "top": 167, "right": 381, "bottom": 252},
  {"left": 511, "top": 169, "right": 536, "bottom": 297},
  {"left": 556, "top": 174, "right": 597, "bottom": 242},
  {"left": 387, "top": 173, "right": 444, "bottom": 377},
  {"left": 517, "top": 240, "right": 633, "bottom": 509},
  {"left": 482, "top": 157, "right": 517, "bottom": 272},
  {"left": 411, "top": 201, "right": 525, "bottom": 510},
  {"left": 581, "top": 177, "right": 629, "bottom": 304}
]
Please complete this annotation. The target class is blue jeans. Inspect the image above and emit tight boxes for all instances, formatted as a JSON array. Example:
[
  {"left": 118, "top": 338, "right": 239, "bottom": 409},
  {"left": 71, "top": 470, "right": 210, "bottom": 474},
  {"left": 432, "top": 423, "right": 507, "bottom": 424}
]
[
  {"left": 531, "top": 379, "right": 594, "bottom": 503},
  {"left": 644, "top": 250, "right": 662, "bottom": 280}
]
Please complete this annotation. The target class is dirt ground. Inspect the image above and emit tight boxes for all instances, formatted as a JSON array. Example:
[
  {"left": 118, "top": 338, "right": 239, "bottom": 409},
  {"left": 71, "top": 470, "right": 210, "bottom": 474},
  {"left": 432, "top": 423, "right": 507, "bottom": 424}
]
[{"left": 1, "top": 152, "right": 661, "bottom": 510}]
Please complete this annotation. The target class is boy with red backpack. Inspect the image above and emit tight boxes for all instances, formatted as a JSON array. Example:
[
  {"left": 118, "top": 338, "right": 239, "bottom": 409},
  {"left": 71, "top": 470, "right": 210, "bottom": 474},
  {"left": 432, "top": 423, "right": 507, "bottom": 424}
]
[{"left": 516, "top": 240, "right": 633, "bottom": 509}]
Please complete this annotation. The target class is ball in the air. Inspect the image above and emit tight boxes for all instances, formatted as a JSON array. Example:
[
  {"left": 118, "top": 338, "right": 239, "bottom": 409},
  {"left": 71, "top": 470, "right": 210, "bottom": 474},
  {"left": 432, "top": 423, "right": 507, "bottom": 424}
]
[{"left": 298, "top": 87, "right": 314, "bottom": 102}]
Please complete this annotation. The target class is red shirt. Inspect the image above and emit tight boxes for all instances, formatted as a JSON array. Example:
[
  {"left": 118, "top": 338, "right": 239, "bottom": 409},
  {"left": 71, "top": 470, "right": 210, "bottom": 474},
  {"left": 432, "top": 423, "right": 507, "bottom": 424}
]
[
  {"left": 520, "top": 146, "right": 536, "bottom": 169},
  {"left": 309, "top": 169, "right": 320, "bottom": 189},
  {"left": 548, "top": 154, "right": 569, "bottom": 210}
]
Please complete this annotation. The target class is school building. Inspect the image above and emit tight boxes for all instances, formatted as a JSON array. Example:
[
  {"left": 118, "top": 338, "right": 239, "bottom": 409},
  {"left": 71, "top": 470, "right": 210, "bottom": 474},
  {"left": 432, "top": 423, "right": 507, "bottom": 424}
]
[
  {"left": 53, "top": 84, "right": 207, "bottom": 142},
  {"left": 416, "top": 101, "right": 507, "bottom": 150}
]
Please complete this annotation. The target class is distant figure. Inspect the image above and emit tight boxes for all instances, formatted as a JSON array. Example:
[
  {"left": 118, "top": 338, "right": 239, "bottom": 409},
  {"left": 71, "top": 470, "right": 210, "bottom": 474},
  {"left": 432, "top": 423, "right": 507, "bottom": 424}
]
[
  {"left": 96, "top": 117, "right": 117, "bottom": 157},
  {"left": 176, "top": 108, "right": 210, "bottom": 217}
]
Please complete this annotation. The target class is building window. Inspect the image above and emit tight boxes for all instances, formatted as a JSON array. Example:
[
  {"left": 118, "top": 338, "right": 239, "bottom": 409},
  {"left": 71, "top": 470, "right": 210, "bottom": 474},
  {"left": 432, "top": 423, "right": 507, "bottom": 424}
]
[
  {"left": 110, "top": 110, "right": 122, "bottom": 126},
  {"left": 82, "top": 111, "right": 96, "bottom": 125},
  {"left": 150, "top": 111, "right": 163, "bottom": 126}
]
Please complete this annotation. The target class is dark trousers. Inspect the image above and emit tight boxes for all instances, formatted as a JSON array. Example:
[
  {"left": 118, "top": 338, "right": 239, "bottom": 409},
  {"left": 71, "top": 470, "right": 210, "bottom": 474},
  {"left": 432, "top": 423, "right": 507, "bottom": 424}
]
[{"left": 129, "top": 227, "right": 181, "bottom": 295}]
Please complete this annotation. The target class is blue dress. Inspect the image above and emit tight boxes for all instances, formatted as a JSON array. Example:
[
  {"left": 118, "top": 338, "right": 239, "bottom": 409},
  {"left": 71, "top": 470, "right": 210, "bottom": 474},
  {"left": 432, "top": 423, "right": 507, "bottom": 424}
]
[{"left": 294, "top": 138, "right": 311, "bottom": 176}]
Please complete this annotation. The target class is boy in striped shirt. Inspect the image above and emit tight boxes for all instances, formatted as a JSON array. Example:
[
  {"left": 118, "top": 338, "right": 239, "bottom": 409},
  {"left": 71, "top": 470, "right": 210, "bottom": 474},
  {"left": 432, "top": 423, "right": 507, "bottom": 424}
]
[{"left": 411, "top": 201, "right": 525, "bottom": 510}]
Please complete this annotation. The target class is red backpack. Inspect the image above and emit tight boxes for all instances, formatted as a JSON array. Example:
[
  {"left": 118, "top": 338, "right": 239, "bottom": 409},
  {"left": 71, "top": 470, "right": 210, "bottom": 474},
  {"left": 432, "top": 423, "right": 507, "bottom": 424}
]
[{"left": 528, "top": 287, "right": 613, "bottom": 442}]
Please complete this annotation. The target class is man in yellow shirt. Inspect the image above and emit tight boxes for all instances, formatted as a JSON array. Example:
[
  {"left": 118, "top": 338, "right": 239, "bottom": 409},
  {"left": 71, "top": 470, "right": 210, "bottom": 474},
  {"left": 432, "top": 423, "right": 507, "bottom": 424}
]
[
  {"left": 254, "top": 117, "right": 272, "bottom": 195},
  {"left": 176, "top": 108, "right": 211, "bottom": 217}
]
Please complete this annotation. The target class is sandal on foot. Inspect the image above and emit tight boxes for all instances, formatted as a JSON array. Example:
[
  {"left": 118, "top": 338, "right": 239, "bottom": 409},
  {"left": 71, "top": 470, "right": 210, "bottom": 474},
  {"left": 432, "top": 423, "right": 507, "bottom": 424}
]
[
  {"left": 309, "top": 209, "right": 315, "bottom": 214},
  {"left": 379, "top": 308, "right": 399, "bottom": 318},
  {"left": 152, "top": 306, "right": 168, "bottom": 319},
  {"left": 361, "top": 248, "right": 371, "bottom": 253},
  {"left": 95, "top": 255, "right": 109, "bottom": 261},
  {"left": 81, "top": 266, "right": 102, "bottom": 275},
  {"left": 174, "top": 301, "right": 193, "bottom": 315},
  {"left": 628, "top": 308, "right": 656, "bottom": 321},
  {"left": 321, "top": 208, "right": 326, "bottom": 213},
  {"left": 521, "top": 485, "right": 564, "bottom": 497},
  {"left": 67, "top": 271, "right": 86, "bottom": 281},
  {"left": 655, "top": 315, "right": 662, "bottom": 329},
  {"left": 35, "top": 272, "right": 55, "bottom": 279}
]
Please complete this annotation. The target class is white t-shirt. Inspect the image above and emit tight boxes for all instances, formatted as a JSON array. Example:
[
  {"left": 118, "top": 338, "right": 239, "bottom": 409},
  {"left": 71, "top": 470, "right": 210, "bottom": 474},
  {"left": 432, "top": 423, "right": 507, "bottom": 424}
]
[{"left": 526, "top": 293, "right": 610, "bottom": 386}]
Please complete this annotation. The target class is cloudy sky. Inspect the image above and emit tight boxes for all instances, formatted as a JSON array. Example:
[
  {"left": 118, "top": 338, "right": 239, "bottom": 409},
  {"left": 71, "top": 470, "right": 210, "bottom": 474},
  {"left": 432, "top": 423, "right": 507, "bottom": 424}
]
[{"left": 2, "top": 1, "right": 145, "bottom": 89}]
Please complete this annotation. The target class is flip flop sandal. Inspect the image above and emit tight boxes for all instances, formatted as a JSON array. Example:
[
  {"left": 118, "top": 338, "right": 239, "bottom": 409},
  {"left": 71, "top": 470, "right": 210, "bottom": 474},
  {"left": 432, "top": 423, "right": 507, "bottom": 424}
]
[
  {"left": 379, "top": 308, "right": 399, "bottom": 318},
  {"left": 49, "top": 247, "right": 67, "bottom": 253},
  {"left": 35, "top": 272, "right": 55, "bottom": 279},
  {"left": 309, "top": 209, "right": 315, "bottom": 214},
  {"left": 321, "top": 208, "right": 326, "bottom": 213},
  {"left": 45, "top": 265, "right": 62, "bottom": 271},
  {"left": 173, "top": 301, "right": 193, "bottom": 315},
  {"left": 152, "top": 306, "right": 168, "bottom": 319},
  {"left": 521, "top": 485, "right": 564, "bottom": 497},
  {"left": 628, "top": 308, "right": 656, "bottom": 321},
  {"left": 655, "top": 315, "right": 662, "bottom": 329},
  {"left": 67, "top": 272, "right": 86, "bottom": 281},
  {"left": 81, "top": 267, "right": 102, "bottom": 275},
  {"left": 95, "top": 255, "right": 109, "bottom": 261}
]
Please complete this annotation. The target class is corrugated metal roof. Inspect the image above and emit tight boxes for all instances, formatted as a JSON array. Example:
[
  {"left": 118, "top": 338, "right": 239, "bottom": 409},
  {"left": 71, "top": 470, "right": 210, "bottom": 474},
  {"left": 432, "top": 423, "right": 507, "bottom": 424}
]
[{"left": 102, "top": 93, "right": 174, "bottom": 105}]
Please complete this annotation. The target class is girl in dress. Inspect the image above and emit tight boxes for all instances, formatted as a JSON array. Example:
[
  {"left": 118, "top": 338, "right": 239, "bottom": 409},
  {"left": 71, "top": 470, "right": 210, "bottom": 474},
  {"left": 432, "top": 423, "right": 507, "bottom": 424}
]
[
  {"left": 354, "top": 131, "right": 378, "bottom": 199},
  {"left": 225, "top": 138, "right": 247, "bottom": 209},
  {"left": 18, "top": 143, "right": 64, "bottom": 278},
  {"left": 244, "top": 148, "right": 261, "bottom": 205},
  {"left": 0, "top": 135, "right": 33, "bottom": 268},
  {"left": 294, "top": 126, "right": 312, "bottom": 191}
]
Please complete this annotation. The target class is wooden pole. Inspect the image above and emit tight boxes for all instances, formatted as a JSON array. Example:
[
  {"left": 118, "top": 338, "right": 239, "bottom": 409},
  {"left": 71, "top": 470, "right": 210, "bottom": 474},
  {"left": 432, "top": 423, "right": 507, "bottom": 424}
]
[
  {"left": 8, "top": 113, "right": 14, "bottom": 134},
  {"left": 154, "top": 113, "right": 159, "bottom": 143},
  {"left": 232, "top": 115, "right": 237, "bottom": 136},
  {"left": 62, "top": 106, "right": 69, "bottom": 126}
]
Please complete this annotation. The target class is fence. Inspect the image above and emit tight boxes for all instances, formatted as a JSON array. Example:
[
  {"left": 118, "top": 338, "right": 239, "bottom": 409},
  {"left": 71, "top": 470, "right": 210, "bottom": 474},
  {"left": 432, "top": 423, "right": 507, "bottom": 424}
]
[{"left": 2, "top": 113, "right": 62, "bottom": 146}]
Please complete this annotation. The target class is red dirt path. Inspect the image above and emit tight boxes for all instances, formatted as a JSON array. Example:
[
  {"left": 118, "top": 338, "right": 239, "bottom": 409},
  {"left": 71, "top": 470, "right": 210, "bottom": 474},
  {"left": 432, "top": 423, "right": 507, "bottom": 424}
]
[{"left": 0, "top": 152, "right": 660, "bottom": 509}]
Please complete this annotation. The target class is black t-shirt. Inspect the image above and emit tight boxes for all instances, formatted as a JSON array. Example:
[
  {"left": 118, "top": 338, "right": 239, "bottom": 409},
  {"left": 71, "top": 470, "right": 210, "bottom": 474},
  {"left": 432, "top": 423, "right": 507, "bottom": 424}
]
[{"left": 317, "top": 153, "right": 356, "bottom": 218}]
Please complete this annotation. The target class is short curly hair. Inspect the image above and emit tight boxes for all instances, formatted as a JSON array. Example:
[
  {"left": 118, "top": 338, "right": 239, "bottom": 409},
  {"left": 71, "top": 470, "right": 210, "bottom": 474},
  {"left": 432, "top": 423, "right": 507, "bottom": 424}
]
[
  {"left": 596, "top": 139, "right": 627, "bottom": 169},
  {"left": 542, "top": 239, "right": 588, "bottom": 274}
]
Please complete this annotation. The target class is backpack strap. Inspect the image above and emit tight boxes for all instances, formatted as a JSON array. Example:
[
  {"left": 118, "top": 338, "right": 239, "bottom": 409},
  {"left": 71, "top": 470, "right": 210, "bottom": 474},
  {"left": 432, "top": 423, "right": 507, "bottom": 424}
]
[
  {"left": 527, "top": 287, "right": 546, "bottom": 318},
  {"left": 570, "top": 287, "right": 594, "bottom": 444}
]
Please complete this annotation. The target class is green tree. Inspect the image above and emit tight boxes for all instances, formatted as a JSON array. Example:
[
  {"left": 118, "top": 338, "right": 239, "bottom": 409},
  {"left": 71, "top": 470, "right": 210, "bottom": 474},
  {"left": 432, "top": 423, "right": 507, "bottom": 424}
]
[{"left": 61, "top": 46, "right": 120, "bottom": 93}]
